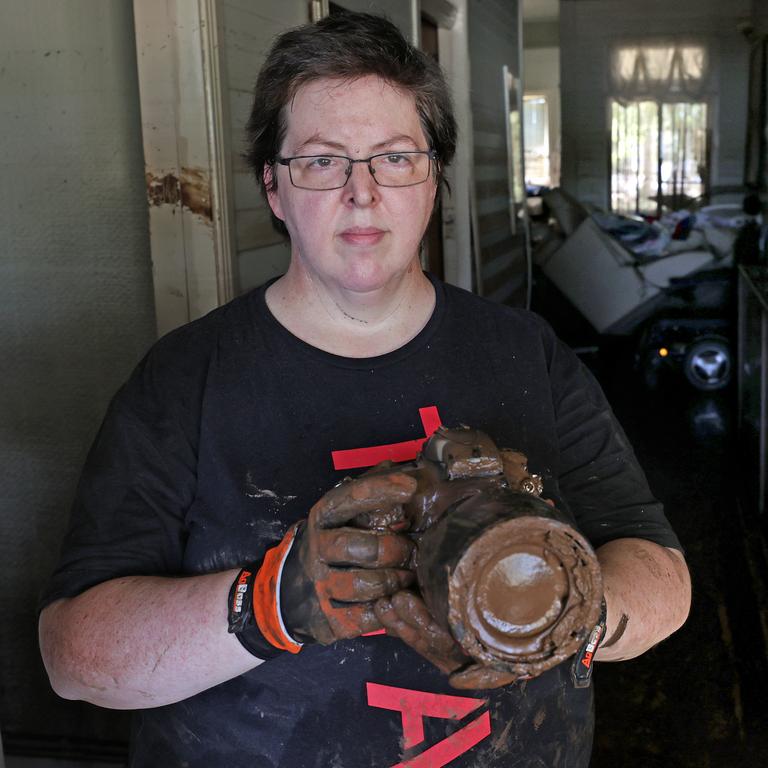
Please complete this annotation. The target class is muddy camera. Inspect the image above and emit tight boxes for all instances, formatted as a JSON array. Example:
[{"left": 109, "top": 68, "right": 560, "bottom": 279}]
[{"left": 359, "top": 425, "right": 603, "bottom": 679}]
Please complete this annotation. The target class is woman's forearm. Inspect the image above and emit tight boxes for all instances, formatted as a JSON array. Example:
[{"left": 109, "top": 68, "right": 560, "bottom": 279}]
[
  {"left": 594, "top": 538, "right": 691, "bottom": 662},
  {"left": 38, "top": 570, "right": 261, "bottom": 709}
]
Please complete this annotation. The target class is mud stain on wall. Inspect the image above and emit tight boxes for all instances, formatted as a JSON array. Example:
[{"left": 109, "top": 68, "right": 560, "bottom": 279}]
[{"left": 145, "top": 167, "right": 212, "bottom": 221}]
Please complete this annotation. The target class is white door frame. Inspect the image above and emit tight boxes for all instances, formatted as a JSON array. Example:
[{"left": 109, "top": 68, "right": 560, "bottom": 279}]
[
  {"left": 429, "top": 0, "right": 477, "bottom": 292},
  {"left": 133, "top": 0, "right": 236, "bottom": 338}
]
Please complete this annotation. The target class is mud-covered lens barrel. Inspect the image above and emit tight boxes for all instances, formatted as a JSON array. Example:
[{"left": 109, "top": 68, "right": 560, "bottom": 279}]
[{"left": 416, "top": 491, "right": 602, "bottom": 679}]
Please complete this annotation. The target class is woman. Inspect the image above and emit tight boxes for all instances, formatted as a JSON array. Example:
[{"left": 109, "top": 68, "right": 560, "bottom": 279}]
[{"left": 39, "top": 12, "right": 690, "bottom": 767}]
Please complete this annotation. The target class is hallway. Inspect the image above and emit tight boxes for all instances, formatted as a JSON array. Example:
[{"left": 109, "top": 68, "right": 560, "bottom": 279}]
[{"left": 585, "top": 341, "right": 768, "bottom": 766}]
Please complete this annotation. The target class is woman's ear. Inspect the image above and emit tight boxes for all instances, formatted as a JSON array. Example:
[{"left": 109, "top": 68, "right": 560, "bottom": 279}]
[{"left": 264, "top": 164, "right": 284, "bottom": 221}]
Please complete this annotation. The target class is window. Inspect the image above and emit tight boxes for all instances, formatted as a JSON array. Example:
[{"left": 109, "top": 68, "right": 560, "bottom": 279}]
[
  {"left": 611, "top": 100, "right": 708, "bottom": 214},
  {"left": 610, "top": 44, "right": 709, "bottom": 215},
  {"left": 523, "top": 95, "right": 551, "bottom": 187}
]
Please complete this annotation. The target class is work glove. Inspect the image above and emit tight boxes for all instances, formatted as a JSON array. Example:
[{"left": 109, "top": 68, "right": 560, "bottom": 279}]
[
  {"left": 230, "top": 473, "right": 417, "bottom": 656},
  {"left": 278, "top": 472, "right": 418, "bottom": 645},
  {"left": 374, "top": 590, "right": 519, "bottom": 690}
]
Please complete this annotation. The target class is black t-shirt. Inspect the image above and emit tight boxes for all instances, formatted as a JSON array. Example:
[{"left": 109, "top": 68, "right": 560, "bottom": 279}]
[{"left": 43, "top": 275, "right": 681, "bottom": 768}]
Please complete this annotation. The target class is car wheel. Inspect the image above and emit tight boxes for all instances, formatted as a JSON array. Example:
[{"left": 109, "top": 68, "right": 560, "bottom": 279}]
[{"left": 683, "top": 338, "right": 731, "bottom": 391}]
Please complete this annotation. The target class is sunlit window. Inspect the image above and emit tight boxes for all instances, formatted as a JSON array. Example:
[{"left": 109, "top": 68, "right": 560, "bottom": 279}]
[
  {"left": 610, "top": 43, "right": 709, "bottom": 215},
  {"left": 523, "top": 95, "right": 550, "bottom": 187},
  {"left": 614, "top": 46, "right": 706, "bottom": 94},
  {"left": 611, "top": 101, "right": 708, "bottom": 214}
]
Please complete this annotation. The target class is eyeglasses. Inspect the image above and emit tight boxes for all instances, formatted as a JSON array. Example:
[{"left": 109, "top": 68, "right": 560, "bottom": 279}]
[{"left": 275, "top": 150, "right": 437, "bottom": 191}]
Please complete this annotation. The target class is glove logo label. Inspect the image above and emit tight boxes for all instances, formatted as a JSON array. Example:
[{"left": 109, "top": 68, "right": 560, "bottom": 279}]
[
  {"left": 233, "top": 572, "right": 250, "bottom": 615},
  {"left": 366, "top": 682, "right": 490, "bottom": 767}
]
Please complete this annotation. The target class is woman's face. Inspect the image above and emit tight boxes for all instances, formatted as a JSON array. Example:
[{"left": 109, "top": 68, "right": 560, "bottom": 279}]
[{"left": 266, "top": 75, "right": 437, "bottom": 296}]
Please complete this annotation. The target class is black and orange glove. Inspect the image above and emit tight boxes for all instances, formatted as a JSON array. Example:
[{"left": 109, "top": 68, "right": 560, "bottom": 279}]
[
  {"left": 374, "top": 591, "right": 520, "bottom": 690},
  {"left": 228, "top": 473, "right": 417, "bottom": 658}
]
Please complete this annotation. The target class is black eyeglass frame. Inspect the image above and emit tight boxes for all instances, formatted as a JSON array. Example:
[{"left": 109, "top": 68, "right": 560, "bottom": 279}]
[{"left": 274, "top": 150, "right": 438, "bottom": 190}]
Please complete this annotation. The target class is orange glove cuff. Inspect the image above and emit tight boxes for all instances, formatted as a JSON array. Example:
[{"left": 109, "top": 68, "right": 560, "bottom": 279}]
[{"left": 252, "top": 522, "right": 303, "bottom": 654}]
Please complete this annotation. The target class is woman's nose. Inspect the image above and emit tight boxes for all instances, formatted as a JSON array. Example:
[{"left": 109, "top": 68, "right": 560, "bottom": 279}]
[{"left": 344, "top": 161, "right": 378, "bottom": 206}]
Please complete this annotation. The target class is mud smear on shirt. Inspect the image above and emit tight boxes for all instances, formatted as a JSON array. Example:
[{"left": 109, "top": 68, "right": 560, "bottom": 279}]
[{"left": 245, "top": 472, "right": 297, "bottom": 506}]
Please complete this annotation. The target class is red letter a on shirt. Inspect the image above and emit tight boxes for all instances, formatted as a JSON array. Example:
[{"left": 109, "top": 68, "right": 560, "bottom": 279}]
[{"left": 366, "top": 683, "right": 491, "bottom": 767}]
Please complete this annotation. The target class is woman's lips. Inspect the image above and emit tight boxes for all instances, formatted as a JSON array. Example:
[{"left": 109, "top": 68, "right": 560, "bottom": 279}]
[{"left": 338, "top": 227, "right": 386, "bottom": 245}]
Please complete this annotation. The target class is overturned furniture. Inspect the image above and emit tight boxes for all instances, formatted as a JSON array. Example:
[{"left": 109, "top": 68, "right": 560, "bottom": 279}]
[{"left": 536, "top": 188, "right": 737, "bottom": 390}]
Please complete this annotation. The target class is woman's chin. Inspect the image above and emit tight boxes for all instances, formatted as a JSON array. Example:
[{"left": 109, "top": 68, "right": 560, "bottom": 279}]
[
  {"left": 297, "top": 250, "right": 418, "bottom": 296},
  {"left": 336, "top": 256, "right": 420, "bottom": 295},
  {"left": 335, "top": 266, "right": 397, "bottom": 295}
]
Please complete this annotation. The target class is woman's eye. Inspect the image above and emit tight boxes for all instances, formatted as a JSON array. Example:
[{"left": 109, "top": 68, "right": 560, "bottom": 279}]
[
  {"left": 307, "top": 157, "right": 337, "bottom": 170},
  {"left": 385, "top": 154, "right": 408, "bottom": 165}
]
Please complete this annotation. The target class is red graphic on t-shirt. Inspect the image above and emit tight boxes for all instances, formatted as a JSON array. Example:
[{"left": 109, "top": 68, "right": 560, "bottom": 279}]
[
  {"left": 342, "top": 405, "right": 442, "bottom": 638},
  {"left": 340, "top": 411, "right": 491, "bottom": 763},
  {"left": 331, "top": 406, "right": 442, "bottom": 470},
  {"left": 367, "top": 683, "right": 491, "bottom": 767}
]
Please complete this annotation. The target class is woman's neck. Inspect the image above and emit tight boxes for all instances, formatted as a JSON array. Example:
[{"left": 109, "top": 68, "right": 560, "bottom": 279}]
[{"left": 265, "top": 261, "right": 436, "bottom": 358}]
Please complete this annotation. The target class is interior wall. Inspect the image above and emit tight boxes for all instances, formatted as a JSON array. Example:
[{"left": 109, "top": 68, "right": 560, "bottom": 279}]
[
  {"left": 753, "top": 0, "right": 768, "bottom": 33},
  {"left": 333, "top": 0, "right": 416, "bottom": 42},
  {"left": 467, "top": 0, "right": 528, "bottom": 305},
  {"left": 560, "top": 0, "right": 753, "bottom": 208},
  {"left": 222, "top": 0, "right": 306, "bottom": 294},
  {"left": 0, "top": 0, "right": 153, "bottom": 752}
]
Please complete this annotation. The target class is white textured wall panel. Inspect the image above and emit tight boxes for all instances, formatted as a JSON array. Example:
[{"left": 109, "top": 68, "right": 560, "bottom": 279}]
[
  {"left": 0, "top": 0, "right": 154, "bottom": 754},
  {"left": 468, "top": 0, "right": 527, "bottom": 305}
]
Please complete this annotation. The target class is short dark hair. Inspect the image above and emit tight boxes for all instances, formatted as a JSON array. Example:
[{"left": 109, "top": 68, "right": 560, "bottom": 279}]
[{"left": 244, "top": 10, "right": 457, "bottom": 236}]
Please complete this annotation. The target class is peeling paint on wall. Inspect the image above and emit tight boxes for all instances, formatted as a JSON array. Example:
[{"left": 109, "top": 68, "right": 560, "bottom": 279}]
[
  {"left": 146, "top": 171, "right": 180, "bottom": 206},
  {"left": 180, "top": 168, "right": 213, "bottom": 220},
  {"left": 145, "top": 167, "right": 212, "bottom": 220}
]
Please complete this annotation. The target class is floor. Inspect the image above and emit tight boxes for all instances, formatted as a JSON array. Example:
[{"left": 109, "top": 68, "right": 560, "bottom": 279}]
[
  {"left": 529, "top": 261, "right": 768, "bottom": 767},
  {"left": 585, "top": 341, "right": 768, "bottom": 767},
  {"left": 4, "top": 760, "right": 117, "bottom": 768},
  {"left": 534, "top": 256, "right": 768, "bottom": 768}
]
